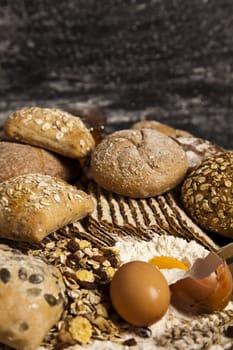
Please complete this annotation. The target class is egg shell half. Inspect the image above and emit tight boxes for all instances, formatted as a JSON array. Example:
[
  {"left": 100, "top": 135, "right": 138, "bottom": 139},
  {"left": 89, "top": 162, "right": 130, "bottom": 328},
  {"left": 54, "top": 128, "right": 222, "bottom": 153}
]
[{"left": 170, "top": 252, "right": 233, "bottom": 314}]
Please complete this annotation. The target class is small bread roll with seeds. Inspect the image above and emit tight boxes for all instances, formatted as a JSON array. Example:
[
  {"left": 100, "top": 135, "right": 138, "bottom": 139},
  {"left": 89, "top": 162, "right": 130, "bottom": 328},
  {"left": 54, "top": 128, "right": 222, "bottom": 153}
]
[
  {"left": 131, "top": 120, "right": 192, "bottom": 137},
  {"left": 90, "top": 129, "right": 188, "bottom": 198},
  {"left": 4, "top": 107, "right": 95, "bottom": 159},
  {"left": 0, "top": 244, "right": 66, "bottom": 350},
  {"left": 0, "top": 173, "right": 95, "bottom": 243},
  {"left": 0, "top": 141, "right": 80, "bottom": 182},
  {"left": 181, "top": 151, "right": 233, "bottom": 239}
]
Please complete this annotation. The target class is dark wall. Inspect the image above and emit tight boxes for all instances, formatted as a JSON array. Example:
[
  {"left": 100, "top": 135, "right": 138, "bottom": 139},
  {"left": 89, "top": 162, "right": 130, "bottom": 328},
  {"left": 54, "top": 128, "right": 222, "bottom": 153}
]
[{"left": 0, "top": 0, "right": 233, "bottom": 148}]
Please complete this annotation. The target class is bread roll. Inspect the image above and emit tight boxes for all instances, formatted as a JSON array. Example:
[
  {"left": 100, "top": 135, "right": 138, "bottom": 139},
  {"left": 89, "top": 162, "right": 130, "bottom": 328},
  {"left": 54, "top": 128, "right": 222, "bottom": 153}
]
[
  {"left": 4, "top": 107, "right": 96, "bottom": 159},
  {"left": 0, "top": 244, "right": 66, "bottom": 350},
  {"left": 0, "top": 173, "right": 95, "bottom": 243},
  {"left": 90, "top": 129, "right": 188, "bottom": 198},
  {"left": 172, "top": 136, "right": 224, "bottom": 172},
  {"left": 0, "top": 141, "right": 80, "bottom": 182},
  {"left": 181, "top": 151, "right": 233, "bottom": 239},
  {"left": 131, "top": 120, "right": 192, "bottom": 137}
]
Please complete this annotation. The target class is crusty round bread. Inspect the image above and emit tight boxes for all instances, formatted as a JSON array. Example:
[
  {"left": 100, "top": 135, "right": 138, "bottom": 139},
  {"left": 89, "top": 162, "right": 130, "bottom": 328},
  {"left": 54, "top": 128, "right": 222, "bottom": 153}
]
[
  {"left": 0, "top": 141, "right": 80, "bottom": 182},
  {"left": 90, "top": 129, "right": 188, "bottom": 198},
  {"left": 172, "top": 136, "right": 224, "bottom": 172},
  {"left": 131, "top": 120, "right": 192, "bottom": 137},
  {"left": 181, "top": 151, "right": 233, "bottom": 239}
]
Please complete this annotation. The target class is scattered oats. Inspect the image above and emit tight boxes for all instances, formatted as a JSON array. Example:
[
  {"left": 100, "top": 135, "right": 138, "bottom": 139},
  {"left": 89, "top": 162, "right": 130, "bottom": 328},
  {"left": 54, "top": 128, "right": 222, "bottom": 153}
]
[
  {"left": 95, "top": 304, "right": 108, "bottom": 318},
  {"left": 76, "top": 270, "right": 95, "bottom": 283},
  {"left": 106, "top": 266, "right": 116, "bottom": 279},
  {"left": 79, "top": 240, "right": 92, "bottom": 249},
  {"left": 69, "top": 316, "right": 93, "bottom": 344}
]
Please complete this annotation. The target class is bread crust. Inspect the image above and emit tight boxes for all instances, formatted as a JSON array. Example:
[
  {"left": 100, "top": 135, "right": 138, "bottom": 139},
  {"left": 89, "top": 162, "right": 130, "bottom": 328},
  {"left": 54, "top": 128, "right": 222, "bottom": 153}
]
[
  {"left": 0, "top": 244, "right": 66, "bottom": 350},
  {"left": 181, "top": 152, "right": 233, "bottom": 238},
  {"left": 0, "top": 141, "right": 80, "bottom": 182},
  {"left": 172, "top": 136, "right": 224, "bottom": 172},
  {"left": 4, "top": 107, "right": 96, "bottom": 159},
  {"left": 131, "top": 120, "right": 192, "bottom": 137},
  {"left": 0, "top": 174, "right": 95, "bottom": 243},
  {"left": 90, "top": 129, "right": 188, "bottom": 198}
]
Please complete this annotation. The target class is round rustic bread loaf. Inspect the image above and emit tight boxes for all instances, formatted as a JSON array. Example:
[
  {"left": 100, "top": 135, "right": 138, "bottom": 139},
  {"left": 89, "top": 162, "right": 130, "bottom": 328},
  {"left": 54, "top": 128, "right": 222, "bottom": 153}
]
[
  {"left": 131, "top": 120, "right": 192, "bottom": 137},
  {"left": 181, "top": 151, "right": 233, "bottom": 239},
  {"left": 90, "top": 129, "right": 188, "bottom": 198},
  {"left": 173, "top": 136, "right": 224, "bottom": 172},
  {"left": 0, "top": 141, "right": 80, "bottom": 182}
]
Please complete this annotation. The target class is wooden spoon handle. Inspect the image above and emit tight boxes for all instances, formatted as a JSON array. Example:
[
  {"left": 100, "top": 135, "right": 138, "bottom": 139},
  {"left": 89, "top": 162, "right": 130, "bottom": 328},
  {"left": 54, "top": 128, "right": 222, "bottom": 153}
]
[{"left": 217, "top": 243, "right": 233, "bottom": 275}]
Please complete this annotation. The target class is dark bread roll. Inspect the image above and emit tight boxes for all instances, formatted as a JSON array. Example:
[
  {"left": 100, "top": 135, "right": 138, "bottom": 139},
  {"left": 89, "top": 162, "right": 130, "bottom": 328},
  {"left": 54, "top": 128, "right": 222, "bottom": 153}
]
[
  {"left": 0, "top": 141, "right": 80, "bottom": 182},
  {"left": 181, "top": 151, "right": 233, "bottom": 239},
  {"left": 90, "top": 129, "right": 188, "bottom": 198}
]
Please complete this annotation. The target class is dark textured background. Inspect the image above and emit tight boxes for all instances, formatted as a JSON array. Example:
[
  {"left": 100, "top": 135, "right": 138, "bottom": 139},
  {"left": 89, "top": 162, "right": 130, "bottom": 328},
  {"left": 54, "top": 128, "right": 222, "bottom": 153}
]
[{"left": 0, "top": 0, "right": 233, "bottom": 148}]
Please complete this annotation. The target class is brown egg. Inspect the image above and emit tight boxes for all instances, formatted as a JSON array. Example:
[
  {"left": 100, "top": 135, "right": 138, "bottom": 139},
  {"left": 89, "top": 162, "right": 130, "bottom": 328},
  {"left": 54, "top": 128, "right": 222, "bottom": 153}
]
[
  {"left": 170, "top": 252, "right": 233, "bottom": 315},
  {"left": 110, "top": 261, "right": 170, "bottom": 327}
]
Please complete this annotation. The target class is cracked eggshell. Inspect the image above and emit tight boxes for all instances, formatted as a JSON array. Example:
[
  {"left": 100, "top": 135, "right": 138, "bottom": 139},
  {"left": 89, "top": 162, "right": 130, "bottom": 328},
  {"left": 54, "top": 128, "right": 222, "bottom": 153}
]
[{"left": 170, "top": 252, "right": 233, "bottom": 315}]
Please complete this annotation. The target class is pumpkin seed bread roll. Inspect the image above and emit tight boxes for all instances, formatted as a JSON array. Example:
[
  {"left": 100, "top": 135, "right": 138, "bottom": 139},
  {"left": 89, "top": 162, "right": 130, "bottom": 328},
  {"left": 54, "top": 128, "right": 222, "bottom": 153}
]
[
  {"left": 181, "top": 151, "right": 233, "bottom": 239},
  {"left": 90, "top": 129, "right": 188, "bottom": 198},
  {"left": 0, "top": 244, "right": 66, "bottom": 350},
  {"left": 0, "top": 141, "right": 80, "bottom": 183},
  {"left": 4, "top": 107, "right": 96, "bottom": 159},
  {"left": 0, "top": 173, "right": 95, "bottom": 243}
]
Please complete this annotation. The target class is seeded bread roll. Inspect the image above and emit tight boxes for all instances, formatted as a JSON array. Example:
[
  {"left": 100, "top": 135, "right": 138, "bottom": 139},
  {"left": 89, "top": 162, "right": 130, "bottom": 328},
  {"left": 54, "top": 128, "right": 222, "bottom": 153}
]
[
  {"left": 181, "top": 151, "right": 233, "bottom": 239},
  {"left": 131, "top": 120, "right": 192, "bottom": 137},
  {"left": 90, "top": 129, "right": 188, "bottom": 198},
  {"left": 0, "top": 244, "right": 66, "bottom": 350},
  {"left": 172, "top": 136, "right": 224, "bottom": 172},
  {"left": 4, "top": 107, "right": 96, "bottom": 159},
  {"left": 0, "top": 174, "right": 95, "bottom": 243},
  {"left": 0, "top": 141, "right": 80, "bottom": 182}
]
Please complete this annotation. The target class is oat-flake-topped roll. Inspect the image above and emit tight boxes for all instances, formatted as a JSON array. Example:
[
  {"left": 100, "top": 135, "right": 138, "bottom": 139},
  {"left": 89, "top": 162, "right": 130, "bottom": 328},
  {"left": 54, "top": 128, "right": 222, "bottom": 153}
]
[
  {"left": 0, "top": 244, "right": 66, "bottom": 350},
  {"left": 0, "top": 173, "right": 95, "bottom": 243},
  {"left": 4, "top": 107, "right": 96, "bottom": 159}
]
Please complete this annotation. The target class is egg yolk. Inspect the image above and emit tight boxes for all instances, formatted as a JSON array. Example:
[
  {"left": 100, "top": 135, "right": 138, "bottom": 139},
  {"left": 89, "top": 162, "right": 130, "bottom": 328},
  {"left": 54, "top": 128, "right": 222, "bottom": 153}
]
[
  {"left": 149, "top": 256, "right": 189, "bottom": 270},
  {"left": 110, "top": 260, "right": 170, "bottom": 327}
]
